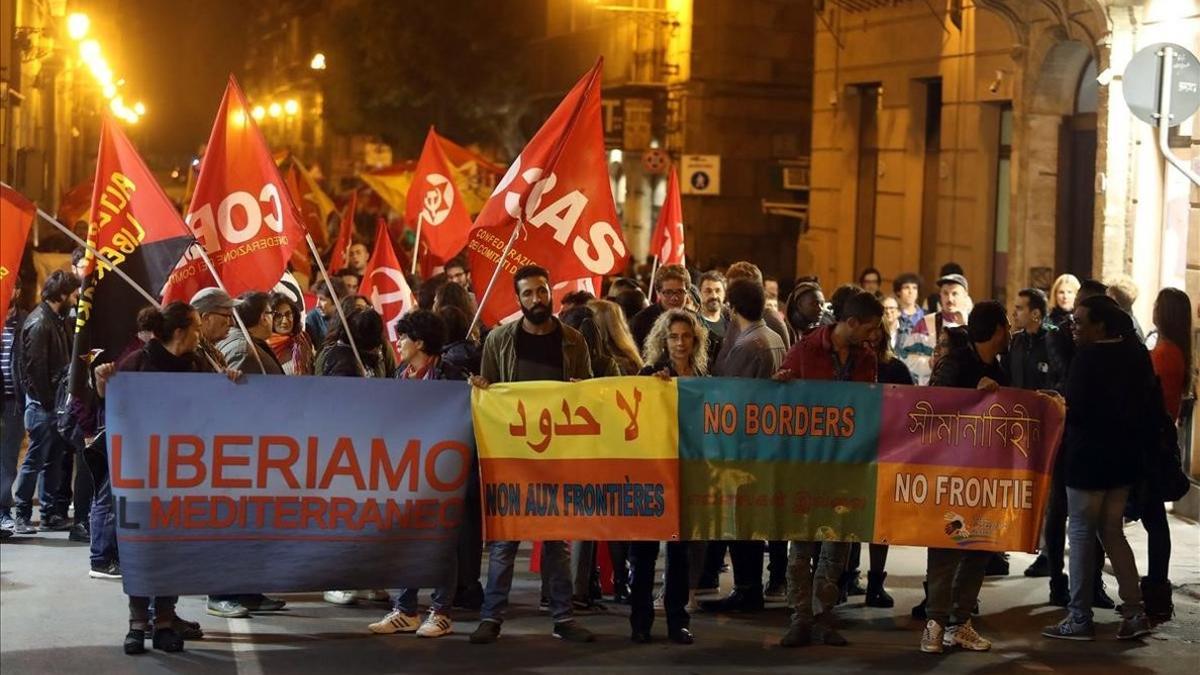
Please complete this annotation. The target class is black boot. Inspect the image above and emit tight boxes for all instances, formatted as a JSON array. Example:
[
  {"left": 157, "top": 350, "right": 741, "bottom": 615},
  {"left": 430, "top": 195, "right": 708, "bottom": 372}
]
[
  {"left": 846, "top": 571, "right": 867, "bottom": 597},
  {"left": 911, "top": 581, "right": 927, "bottom": 620},
  {"left": 1141, "top": 577, "right": 1174, "bottom": 624},
  {"left": 984, "top": 552, "right": 1010, "bottom": 576},
  {"left": 1049, "top": 574, "right": 1069, "bottom": 607},
  {"left": 1024, "top": 553, "right": 1051, "bottom": 577},
  {"left": 1093, "top": 578, "right": 1116, "bottom": 610},
  {"left": 124, "top": 628, "right": 146, "bottom": 655},
  {"left": 865, "top": 571, "right": 894, "bottom": 608}
]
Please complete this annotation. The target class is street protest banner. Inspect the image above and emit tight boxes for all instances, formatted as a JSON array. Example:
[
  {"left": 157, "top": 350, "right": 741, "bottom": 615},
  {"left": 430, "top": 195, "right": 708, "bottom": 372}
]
[
  {"left": 472, "top": 377, "right": 680, "bottom": 541},
  {"left": 107, "top": 374, "right": 474, "bottom": 596},
  {"left": 676, "top": 379, "right": 1064, "bottom": 552},
  {"left": 476, "top": 377, "right": 1064, "bottom": 552}
]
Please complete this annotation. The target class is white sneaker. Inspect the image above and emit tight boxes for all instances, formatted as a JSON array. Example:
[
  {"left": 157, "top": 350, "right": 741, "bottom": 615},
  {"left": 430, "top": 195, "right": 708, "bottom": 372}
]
[
  {"left": 920, "top": 620, "right": 944, "bottom": 653},
  {"left": 356, "top": 590, "right": 389, "bottom": 602},
  {"left": 324, "top": 590, "right": 357, "bottom": 606},
  {"left": 944, "top": 619, "right": 991, "bottom": 651},
  {"left": 368, "top": 610, "right": 421, "bottom": 634},
  {"left": 416, "top": 611, "right": 453, "bottom": 638}
]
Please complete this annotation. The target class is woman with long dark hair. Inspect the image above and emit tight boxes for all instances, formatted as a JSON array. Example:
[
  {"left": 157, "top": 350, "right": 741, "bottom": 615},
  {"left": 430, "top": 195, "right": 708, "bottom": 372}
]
[
  {"left": 266, "top": 292, "right": 314, "bottom": 375},
  {"left": 1139, "top": 287, "right": 1194, "bottom": 624}
]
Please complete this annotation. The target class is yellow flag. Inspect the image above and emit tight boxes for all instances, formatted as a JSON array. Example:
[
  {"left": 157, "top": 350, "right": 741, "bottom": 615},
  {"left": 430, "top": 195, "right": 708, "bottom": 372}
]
[
  {"left": 294, "top": 161, "right": 337, "bottom": 228},
  {"left": 359, "top": 171, "right": 414, "bottom": 215}
]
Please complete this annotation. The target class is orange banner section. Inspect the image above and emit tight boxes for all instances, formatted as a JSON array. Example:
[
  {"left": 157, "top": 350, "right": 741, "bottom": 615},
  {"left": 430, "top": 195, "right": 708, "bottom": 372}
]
[
  {"left": 872, "top": 462, "right": 1050, "bottom": 552},
  {"left": 480, "top": 458, "right": 679, "bottom": 541}
]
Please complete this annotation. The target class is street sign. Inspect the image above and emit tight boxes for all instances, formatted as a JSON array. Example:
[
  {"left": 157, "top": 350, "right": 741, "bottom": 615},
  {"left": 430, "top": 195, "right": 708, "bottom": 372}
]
[
  {"left": 681, "top": 154, "right": 720, "bottom": 196},
  {"left": 642, "top": 148, "right": 670, "bottom": 175},
  {"left": 1123, "top": 42, "right": 1200, "bottom": 127}
]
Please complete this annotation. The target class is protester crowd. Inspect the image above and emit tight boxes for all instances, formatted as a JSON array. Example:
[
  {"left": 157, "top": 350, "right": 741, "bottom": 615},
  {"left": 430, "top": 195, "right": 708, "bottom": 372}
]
[{"left": 1, "top": 244, "right": 1194, "bottom": 656}]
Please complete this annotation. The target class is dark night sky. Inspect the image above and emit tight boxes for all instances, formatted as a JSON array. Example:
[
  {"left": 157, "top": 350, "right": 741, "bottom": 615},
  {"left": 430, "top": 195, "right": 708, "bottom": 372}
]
[{"left": 118, "top": 0, "right": 248, "bottom": 164}]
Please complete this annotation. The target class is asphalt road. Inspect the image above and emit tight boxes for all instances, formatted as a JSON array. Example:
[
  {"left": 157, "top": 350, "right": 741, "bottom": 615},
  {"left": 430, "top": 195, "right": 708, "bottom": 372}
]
[{"left": 2, "top": 515, "right": 1198, "bottom": 674}]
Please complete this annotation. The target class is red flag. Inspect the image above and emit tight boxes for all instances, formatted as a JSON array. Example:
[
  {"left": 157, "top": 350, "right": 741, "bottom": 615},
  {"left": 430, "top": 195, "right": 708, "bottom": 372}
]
[
  {"left": 329, "top": 190, "right": 357, "bottom": 272},
  {"left": 162, "top": 75, "right": 305, "bottom": 303},
  {"left": 467, "top": 59, "right": 627, "bottom": 326},
  {"left": 0, "top": 185, "right": 35, "bottom": 320},
  {"left": 70, "top": 115, "right": 196, "bottom": 390},
  {"left": 649, "top": 167, "right": 685, "bottom": 266},
  {"left": 407, "top": 127, "right": 475, "bottom": 266},
  {"left": 283, "top": 167, "right": 313, "bottom": 281},
  {"left": 358, "top": 221, "right": 415, "bottom": 360}
]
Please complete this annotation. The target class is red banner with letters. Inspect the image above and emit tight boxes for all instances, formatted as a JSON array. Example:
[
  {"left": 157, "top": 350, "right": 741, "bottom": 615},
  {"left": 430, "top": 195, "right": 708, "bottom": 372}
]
[
  {"left": 467, "top": 59, "right": 627, "bottom": 326},
  {"left": 162, "top": 75, "right": 305, "bottom": 303},
  {"left": 0, "top": 185, "right": 35, "bottom": 320}
]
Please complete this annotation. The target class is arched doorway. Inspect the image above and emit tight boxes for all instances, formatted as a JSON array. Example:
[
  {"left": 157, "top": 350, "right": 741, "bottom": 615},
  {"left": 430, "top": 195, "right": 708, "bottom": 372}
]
[{"left": 1055, "top": 58, "right": 1098, "bottom": 278}]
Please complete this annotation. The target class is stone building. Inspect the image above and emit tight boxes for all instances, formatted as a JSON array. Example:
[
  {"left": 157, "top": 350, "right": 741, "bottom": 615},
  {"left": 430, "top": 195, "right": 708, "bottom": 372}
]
[
  {"left": 514, "top": 0, "right": 815, "bottom": 276},
  {"left": 804, "top": 0, "right": 1198, "bottom": 320}
]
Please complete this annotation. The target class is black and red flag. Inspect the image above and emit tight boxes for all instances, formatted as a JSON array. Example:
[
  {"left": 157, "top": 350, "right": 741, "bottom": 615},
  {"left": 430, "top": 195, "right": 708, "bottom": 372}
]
[{"left": 69, "top": 115, "right": 195, "bottom": 391}]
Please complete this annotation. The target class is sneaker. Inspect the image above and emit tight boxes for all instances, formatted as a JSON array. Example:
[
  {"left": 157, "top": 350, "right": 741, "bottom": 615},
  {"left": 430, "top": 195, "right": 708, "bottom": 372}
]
[
  {"left": 920, "top": 620, "right": 944, "bottom": 653},
  {"left": 38, "top": 514, "right": 72, "bottom": 532},
  {"left": 1024, "top": 553, "right": 1051, "bottom": 578},
  {"left": 539, "top": 596, "right": 549, "bottom": 611},
  {"left": 323, "top": 590, "right": 357, "bottom": 606},
  {"left": 356, "top": 590, "right": 389, "bottom": 602},
  {"left": 764, "top": 581, "right": 788, "bottom": 602},
  {"left": 1042, "top": 616, "right": 1096, "bottom": 641},
  {"left": 780, "top": 623, "right": 812, "bottom": 648},
  {"left": 1116, "top": 613, "right": 1152, "bottom": 640},
  {"left": 469, "top": 619, "right": 501, "bottom": 644},
  {"left": 0, "top": 514, "right": 16, "bottom": 531},
  {"left": 368, "top": 610, "right": 420, "bottom": 634},
  {"left": 240, "top": 594, "right": 287, "bottom": 612},
  {"left": 944, "top": 619, "right": 991, "bottom": 651},
  {"left": 416, "top": 611, "right": 453, "bottom": 638},
  {"left": 206, "top": 598, "right": 251, "bottom": 618},
  {"left": 89, "top": 561, "right": 122, "bottom": 579},
  {"left": 12, "top": 516, "right": 36, "bottom": 535},
  {"left": 572, "top": 596, "right": 607, "bottom": 613},
  {"left": 1093, "top": 583, "right": 1116, "bottom": 610},
  {"left": 68, "top": 522, "right": 90, "bottom": 543},
  {"left": 552, "top": 620, "right": 595, "bottom": 643},
  {"left": 699, "top": 589, "right": 765, "bottom": 613}
]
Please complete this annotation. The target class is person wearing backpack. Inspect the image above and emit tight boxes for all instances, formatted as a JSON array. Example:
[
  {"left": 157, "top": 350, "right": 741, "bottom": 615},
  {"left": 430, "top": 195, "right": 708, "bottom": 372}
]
[{"left": 11, "top": 271, "right": 80, "bottom": 535}]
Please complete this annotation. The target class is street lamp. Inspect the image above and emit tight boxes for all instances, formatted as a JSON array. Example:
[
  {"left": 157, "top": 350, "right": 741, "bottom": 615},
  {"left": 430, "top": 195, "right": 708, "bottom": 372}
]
[
  {"left": 252, "top": 105, "right": 266, "bottom": 121},
  {"left": 284, "top": 99, "right": 299, "bottom": 115},
  {"left": 134, "top": 101, "right": 146, "bottom": 116},
  {"left": 67, "top": 13, "right": 90, "bottom": 40},
  {"left": 310, "top": 52, "right": 326, "bottom": 70},
  {"left": 268, "top": 102, "right": 282, "bottom": 118}
]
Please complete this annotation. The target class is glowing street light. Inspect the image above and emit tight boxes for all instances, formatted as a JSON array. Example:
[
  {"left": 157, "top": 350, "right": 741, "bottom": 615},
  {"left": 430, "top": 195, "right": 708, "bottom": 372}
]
[
  {"left": 268, "top": 102, "right": 282, "bottom": 118},
  {"left": 251, "top": 105, "right": 266, "bottom": 121},
  {"left": 67, "top": 13, "right": 90, "bottom": 40},
  {"left": 79, "top": 39, "right": 101, "bottom": 63},
  {"left": 284, "top": 99, "right": 299, "bottom": 115},
  {"left": 310, "top": 52, "right": 326, "bottom": 70},
  {"left": 133, "top": 101, "right": 146, "bottom": 116}
]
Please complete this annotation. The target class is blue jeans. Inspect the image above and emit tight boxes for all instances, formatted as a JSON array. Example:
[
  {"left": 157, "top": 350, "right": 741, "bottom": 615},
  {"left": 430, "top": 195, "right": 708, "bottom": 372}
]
[
  {"left": 89, "top": 468, "right": 117, "bottom": 567},
  {"left": 1066, "top": 486, "right": 1143, "bottom": 623},
  {"left": 394, "top": 586, "right": 453, "bottom": 615},
  {"left": 480, "top": 541, "right": 572, "bottom": 624},
  {"left": 0, "top": 397, "right": 24, "bottom": 517},
  {"left": 13, "top": 401, "right": 68, "bottom": 520}
]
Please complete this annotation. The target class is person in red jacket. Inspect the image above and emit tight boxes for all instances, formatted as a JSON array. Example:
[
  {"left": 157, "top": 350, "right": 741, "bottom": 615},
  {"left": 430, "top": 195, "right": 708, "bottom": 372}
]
[{"left": 774, "top": 290, "right": 882, "bottom": 648}]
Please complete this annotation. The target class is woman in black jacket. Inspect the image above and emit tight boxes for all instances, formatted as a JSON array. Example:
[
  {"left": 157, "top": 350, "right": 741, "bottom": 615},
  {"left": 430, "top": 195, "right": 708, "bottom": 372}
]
[{"left": 110, "top": 302, "right": 205, "bottom": 654}]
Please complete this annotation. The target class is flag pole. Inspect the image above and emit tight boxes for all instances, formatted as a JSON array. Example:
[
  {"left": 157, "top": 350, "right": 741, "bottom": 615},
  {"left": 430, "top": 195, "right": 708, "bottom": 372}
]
[
  {"left": 647, "top": 255, "right": 659, "bottom": 303},
  {"left": 410, "top": 219, "right": 422, "bottom": 276},
  {"left": 305, "top": 233, "right": 366, "bottom": 376},
  {"left": 467, "top": 220, "right": 523, "bottom": 339},
  {"left": 32, "top": 206, "right": 160, "bottom": 308},
  {"left": 189, "top": 244, "right": 268, "bottom": 373},
  {"left": 31, "top": 206, "right": 223, "bottom": 372}
]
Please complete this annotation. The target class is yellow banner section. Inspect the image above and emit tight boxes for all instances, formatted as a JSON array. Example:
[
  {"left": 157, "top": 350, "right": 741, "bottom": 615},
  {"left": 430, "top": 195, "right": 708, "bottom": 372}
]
[{"left": 472, "top": 376, "right": 677, "bottom": 460}]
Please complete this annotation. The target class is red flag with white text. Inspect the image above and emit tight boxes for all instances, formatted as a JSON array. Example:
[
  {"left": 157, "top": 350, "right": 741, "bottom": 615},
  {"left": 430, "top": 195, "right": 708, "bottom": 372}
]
[
  {"left": 467, "top": 58, "right": 626, "bottom": 326},
  {"left": 162, "top": 75, "right": 305, "bottom": 302},
  {"left": 407, "top": 127, "right": 474, "bottom": 266},
  {"left": 0, "top": 185, "right": 35, "bottom": 321},
  {"left": 358, "top": 222, "right": 415, "bottom": 359},
  {"left": 649, "top": 167, "right": 685, "bottom": 266}
]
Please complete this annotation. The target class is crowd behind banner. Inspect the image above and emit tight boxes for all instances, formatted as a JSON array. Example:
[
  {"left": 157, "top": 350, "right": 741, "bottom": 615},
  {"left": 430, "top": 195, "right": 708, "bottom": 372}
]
[{"left": 0, "top": 61, "right": 1193, "bottom": 657}]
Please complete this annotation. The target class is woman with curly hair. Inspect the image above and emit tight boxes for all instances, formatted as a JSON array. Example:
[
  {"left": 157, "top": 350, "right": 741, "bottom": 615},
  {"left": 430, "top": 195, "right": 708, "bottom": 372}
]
[{"left": 266, "top": 293, "right": 314, "bottom": 375}]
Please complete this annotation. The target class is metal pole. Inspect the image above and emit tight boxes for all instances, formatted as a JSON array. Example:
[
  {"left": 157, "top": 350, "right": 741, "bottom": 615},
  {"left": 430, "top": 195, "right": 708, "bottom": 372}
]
[
  {"left": 410, "top": 218, "right": 423, "bottom": 276},
  {"left": 306, "top": 232, "right": 366, "bottom": 376},
  {"left": 1156, "top": 46, "right": 1200, "bottom": 187},
  {"left": 647, "top": 255, "right": 659, "bottom": 303},
  {"left": 190, "top": 244, "right": 267, "bottom": 373},
  {"left": 467, "top": 220, "right": 524, "bottom": 338}
]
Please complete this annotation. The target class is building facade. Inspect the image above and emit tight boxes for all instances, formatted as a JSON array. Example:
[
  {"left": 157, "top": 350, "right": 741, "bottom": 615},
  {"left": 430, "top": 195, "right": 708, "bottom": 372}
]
[{"left": 805, "top": 0, "right": 1198, "bottom": 321}]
